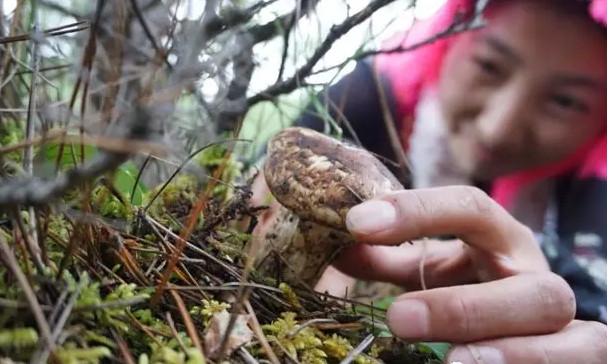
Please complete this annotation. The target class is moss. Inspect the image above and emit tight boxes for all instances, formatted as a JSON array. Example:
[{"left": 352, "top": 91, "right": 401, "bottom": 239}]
[
  {"left": 0, "top": 328, "right": 38, "bottom": 349},
  {"left": 261, "top": 313, "right": 382, "bottom": 364},
  {"left": 279, "top": 282, "right": 302, "bottom": 309},
  {"left": 0, "top": 121, "right": 25, "bottom": 165},
  {"left": 322, "top": 334, "right": 351, "bottom": 359},
  {"left": 194, "top": 143, "right": 243, "bottom": 200},
  {"left": 138, "top": 346, "right": 205, "bottom": 364},
  {"left": 322, "top": 334, "right": 378, "bottom": 364},
  {"left": 63, "top": 272, "right": 150, "bottom": 335},
  {"left": 157, "top": 175, "right": 198, "bottom": 207},
  {"left": 55, "top": 344, "right": 112, "bottom": 364},
  {"left": 138, "top": 331, "right": 205, "bottom": 364},
  {"left": 146, "top": 174, "right": 200, "bottom": 229},
  {"left": 91, "top": 184, "right": 133, "bottom": 220},
  {"left": 189, "top": 299, "right": 231, "bottom": 323},
  {"left": 48, "top": 214, "right": 71, "bottom": 242},
  {"left": 263, "top": 312, "right": 325, "bottom": 363},
  {"left": 206, "top": 229, "right": 249, "bottom": 262}
]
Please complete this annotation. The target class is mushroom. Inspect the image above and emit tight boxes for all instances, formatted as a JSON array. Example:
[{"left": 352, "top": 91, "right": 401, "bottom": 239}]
[{"left": 254, "top": 127, "right": 404, "bottom": 287}]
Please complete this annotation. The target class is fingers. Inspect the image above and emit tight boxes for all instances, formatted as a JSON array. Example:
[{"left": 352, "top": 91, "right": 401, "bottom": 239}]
[
  {"left": 386, "top": 272, "right": 576, "bottom": 342},
  {"left": 314, "top": 265, "right": 357, "bottom": 296},
  {"left": 346, "top": 186, "right": 549, "bottom": 273},
  {"left": 446, "top": 320, "right": 607, "bottom": 364},
  {"left": 332, "top": 240, "right": 477, "bottom": 289}
]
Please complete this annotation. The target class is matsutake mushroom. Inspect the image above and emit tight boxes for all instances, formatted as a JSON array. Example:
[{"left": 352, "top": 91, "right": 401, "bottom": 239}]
[{"left": 254, "top": 127, "right": 404, "bottom": 287}]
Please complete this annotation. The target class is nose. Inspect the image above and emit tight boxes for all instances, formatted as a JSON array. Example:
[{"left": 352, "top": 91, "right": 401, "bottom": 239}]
[{"left": 476, "top": 85, "right": 531, "bottom": 153}]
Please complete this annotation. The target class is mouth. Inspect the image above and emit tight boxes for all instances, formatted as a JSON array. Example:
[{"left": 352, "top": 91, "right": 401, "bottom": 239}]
[{"left": 473, "top": 142, "right": 498, "bottom": 164}]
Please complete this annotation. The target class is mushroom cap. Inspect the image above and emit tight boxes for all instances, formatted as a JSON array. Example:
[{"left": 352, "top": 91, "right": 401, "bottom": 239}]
[{"left": 264, "top": 127, "right": 403, "bottom": 230}]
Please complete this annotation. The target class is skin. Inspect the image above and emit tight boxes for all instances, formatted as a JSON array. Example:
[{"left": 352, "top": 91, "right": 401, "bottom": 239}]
[
  {"left": 339, "top": 187, "right": 607, "bottom": 364},
  {"left": 438, "top": 1, "right": 606, "bottom": 180}
]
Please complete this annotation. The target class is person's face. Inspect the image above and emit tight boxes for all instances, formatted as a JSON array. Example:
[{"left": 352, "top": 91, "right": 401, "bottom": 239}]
[{"left": 438, "top": 1, "right": 606, "bottom": 180}]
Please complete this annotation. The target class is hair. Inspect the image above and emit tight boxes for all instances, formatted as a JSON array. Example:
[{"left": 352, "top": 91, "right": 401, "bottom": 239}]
[{"left": 486, "top": 0, "right": 606, "bottom": 34}]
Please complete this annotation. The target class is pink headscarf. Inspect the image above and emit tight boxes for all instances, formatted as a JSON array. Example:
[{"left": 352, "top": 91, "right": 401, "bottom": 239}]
[{"left": 375, "top": 0, "right": 607, "bottom": 208}]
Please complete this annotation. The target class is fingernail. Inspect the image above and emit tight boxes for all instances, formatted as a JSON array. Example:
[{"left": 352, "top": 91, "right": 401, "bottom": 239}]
[
  {"left": 448, "top": 345, "right": 505, "bottom": 364},
  {"left": 386, "top": 299, "right": 430, "bottom": 339},
  {"left": 346, "top": 200, "right": 397, "bottom": 234}
]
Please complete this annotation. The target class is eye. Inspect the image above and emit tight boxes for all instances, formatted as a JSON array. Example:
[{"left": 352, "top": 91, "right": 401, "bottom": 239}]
[
  {"left": 549, "top": 93, "right": 588, "bottom": 113},
  {"left": 472, "top": 56, "right": 503, "bottom": 78}
]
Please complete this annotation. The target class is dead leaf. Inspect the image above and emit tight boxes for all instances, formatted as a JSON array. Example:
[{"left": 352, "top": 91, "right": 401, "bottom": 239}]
[{"left": 204, "top": 310, "right": 253, "bottom": 359}]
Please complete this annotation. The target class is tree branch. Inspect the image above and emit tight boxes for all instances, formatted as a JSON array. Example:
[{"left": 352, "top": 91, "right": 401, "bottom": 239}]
[
  {"left": 247, "top": 0, "right": 398, "bottom": 106},
  {"left": 0, "top": 107, "right": 150, "bottom": 208}
]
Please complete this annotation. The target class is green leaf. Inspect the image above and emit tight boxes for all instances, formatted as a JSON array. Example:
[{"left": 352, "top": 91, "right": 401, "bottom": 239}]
[
  {"left": 372, "top": 295, "right": 396, "bottom": 310},
  {"left": 417, "top": 342, "right": 452, "bottom": 360},
  {"left": 38, "top": 142, "right": 147, "bottom": 205},
  {"left": 114, "top": 162, "right": 147, "bottom": 205},
  {"left": 39, "top": 143, "right": 97, "bottom": 169}
]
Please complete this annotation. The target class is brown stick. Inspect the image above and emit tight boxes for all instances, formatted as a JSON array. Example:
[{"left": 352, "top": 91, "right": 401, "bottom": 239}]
[
  {"left": 169, "top": 288, "right": 205, "bottom": 358},
  {"left": 0, "top": 235, "right": 53, "bottom": 351}
]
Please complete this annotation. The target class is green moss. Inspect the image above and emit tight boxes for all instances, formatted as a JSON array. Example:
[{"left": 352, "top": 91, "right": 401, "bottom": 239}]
[
  {"left": 263, "top": 312, "right": 325, "bottom": 363},
  {"left": 138, "top": 330, "right": 205, "bottom": 364},
  {"left": 91, "top": 184, "right": 133, "bottom": 220},
  {"left": 0, "top": 328, "right": 38, "bottom": 349},
  {"left": 279, "top": 282, "right": 302, "bottom": 309},
  {"left": 0, "top": 121, "right": 25, "bottom": 165},
  {"left": 48, "top": 214, "right": 71, "bottom": 242},
  {"left": 138, "top": 346, "right": 205, "bottom": 364},
  {"left": 193, "top": 143, "right": 243, "bottom": 200},
  {"left": 322, "top": 334, "right": 351, "bottom": 359},
  {"left": 322, "top": 334, "right": 378, "bottom": 364},
  {"left": 55, "top": 344, "right": 112, "bottom": 364},
  {"left": 206, "top": 229, "right": 250, "bottom": 262},
  {"left": 146, "top": 174, "right": 200, "bottom": 229},
  {"left": 189, "top": 299, "right": 230, "bottom": 323}
]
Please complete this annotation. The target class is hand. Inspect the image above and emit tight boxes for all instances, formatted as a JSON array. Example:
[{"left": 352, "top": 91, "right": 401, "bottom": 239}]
[{"left": 336, "top": 186, "right": 606, "bottom": 364}]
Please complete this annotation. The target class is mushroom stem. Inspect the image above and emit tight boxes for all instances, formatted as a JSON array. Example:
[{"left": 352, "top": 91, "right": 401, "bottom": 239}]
[{"left": 254, "top": 205, "right": 353, "bottom": 286}]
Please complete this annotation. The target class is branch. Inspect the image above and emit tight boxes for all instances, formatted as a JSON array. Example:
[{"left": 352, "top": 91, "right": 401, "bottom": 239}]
[
  {"left": 187, "top": 0, "right": 283, "bottom": 46},
  {"left": 214, "top": 32, "right": 255, "bottom": 132},
  {"left": 353, "top": 12, "right": 480, "bottom": 59},
  {"left": 247, "top": 0, "right": 318, "bottom": 44},
  {"left": 247, "top": 0, "right": 398, "bottom": 106},
  {"left": 0, "top": 107, "right": 150, "bottom": 208},
  {"left": 213, "top": 0, "right": 321, "bottom": 132},
  {"left": 0, "top": 235, "right": 53, "bottom": 350},
  {"left": 306, "top": 11, "right": 481, "bottom": 80},
  {"left": 129, "top": 0, "right": 172, "bottom": 69},
  {"left": 0, "top": 0, "right": 238, "bottom": 208}
]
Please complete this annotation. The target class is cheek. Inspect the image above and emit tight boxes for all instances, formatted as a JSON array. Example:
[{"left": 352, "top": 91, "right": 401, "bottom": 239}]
[
  {"left": 438, "top": 68, "right": 468, "bottom": 131},
  {"left": 438, "top": 48, "right": 481, "bottom": 132},
  {"left": 534, "top": 119, "right": 604, "bottom": 162}
]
